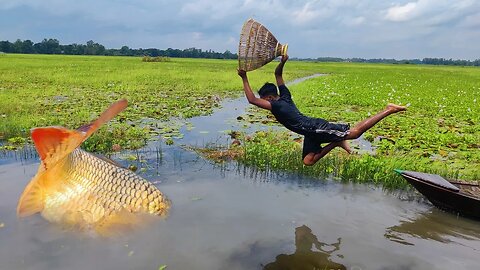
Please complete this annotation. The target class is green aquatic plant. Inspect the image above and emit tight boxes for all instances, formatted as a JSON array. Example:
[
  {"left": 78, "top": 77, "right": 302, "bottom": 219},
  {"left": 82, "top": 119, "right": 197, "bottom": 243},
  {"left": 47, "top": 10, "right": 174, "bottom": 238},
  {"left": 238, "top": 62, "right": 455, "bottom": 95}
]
[
  {"left": 201, "top": 129, "right": 478, "bottom": 188},
  {"left": 1, "top": 55, "right": 478, "bottom": 182},
  {"left": 287, "top": 63, "right": 479, "bottom": 179},
  {"left": 0, "top": 136, "right": 29, "bottom": 151}
]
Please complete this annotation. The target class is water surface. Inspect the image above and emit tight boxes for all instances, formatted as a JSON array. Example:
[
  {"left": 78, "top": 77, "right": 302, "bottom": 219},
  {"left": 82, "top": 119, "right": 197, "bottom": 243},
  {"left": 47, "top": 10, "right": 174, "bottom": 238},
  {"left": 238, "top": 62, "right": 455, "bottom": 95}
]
[{"left": 1, "top": 76, "right": 479, "bottom": 270}]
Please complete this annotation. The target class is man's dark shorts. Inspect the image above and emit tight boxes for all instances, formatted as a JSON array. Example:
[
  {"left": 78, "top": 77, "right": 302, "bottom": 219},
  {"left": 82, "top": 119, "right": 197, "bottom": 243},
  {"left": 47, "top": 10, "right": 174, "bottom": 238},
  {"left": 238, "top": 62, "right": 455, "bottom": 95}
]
[{"left": 302, "top": 122, "right": 350, "bottom": 159}]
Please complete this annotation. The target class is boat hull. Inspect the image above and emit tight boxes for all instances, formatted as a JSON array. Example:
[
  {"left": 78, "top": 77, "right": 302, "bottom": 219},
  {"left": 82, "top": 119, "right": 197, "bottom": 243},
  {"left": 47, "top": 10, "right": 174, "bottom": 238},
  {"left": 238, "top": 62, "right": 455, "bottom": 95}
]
[{"left": 397, "top": 171, "right": 480, "bottom": 220}]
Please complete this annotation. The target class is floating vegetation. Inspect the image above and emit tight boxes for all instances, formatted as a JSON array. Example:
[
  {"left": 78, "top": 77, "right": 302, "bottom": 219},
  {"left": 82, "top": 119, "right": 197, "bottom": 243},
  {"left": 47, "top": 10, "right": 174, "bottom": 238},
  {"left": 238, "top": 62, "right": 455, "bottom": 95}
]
[{"left": 188, "top": 143, "right": 244, "bottom": 163}]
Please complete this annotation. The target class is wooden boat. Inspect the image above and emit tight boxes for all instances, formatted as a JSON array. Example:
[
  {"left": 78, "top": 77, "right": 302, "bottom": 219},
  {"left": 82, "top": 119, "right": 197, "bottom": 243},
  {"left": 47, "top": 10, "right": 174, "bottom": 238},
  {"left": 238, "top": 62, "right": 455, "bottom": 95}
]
[{"left": 395, "top": 169, "right": 480, "bottom": 220}]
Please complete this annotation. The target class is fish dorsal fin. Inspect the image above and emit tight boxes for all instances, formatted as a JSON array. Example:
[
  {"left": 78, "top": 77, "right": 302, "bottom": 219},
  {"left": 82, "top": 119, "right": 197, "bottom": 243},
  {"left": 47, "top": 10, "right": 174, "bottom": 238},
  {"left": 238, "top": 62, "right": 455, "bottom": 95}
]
[{"left": 30, "top": 99, "right": 128, "bottom": 169}]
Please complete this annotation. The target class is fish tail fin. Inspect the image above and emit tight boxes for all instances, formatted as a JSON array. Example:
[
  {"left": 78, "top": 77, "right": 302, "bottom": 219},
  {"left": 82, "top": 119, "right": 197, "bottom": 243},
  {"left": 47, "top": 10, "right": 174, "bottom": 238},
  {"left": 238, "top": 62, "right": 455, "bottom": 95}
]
[
  {"left": 17, "top": 173, "right": 45, "bottom": 217},
  {"left": 18, "top": 126, "right": 83, "bottom": 217},
  {"left": 31, "top": 127, "right": 85, "bottom": 169},
  {"left": 94, "top": 209, "right": 144, "bottom": 237},
  {"left": 31, "top": 99, "right": 128, "bottom": 169},
  {"left": 18, "top": 99, "right": 128, "bottom": 217}
]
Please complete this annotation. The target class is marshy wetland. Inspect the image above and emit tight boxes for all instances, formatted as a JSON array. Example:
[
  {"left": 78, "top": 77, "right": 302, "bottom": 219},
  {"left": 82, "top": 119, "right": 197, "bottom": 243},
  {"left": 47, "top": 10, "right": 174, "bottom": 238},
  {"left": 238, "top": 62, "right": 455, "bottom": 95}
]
[{"left": 0, "top": 54, "right": 479, "bottom": 269}]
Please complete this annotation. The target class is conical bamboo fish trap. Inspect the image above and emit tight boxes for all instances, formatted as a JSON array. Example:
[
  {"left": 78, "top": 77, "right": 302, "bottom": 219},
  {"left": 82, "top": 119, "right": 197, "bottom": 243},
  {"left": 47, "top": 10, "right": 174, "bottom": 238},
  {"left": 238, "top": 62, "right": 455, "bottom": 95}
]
[{"left": 238, "top": 18, "right": 288, "bottom": 71}]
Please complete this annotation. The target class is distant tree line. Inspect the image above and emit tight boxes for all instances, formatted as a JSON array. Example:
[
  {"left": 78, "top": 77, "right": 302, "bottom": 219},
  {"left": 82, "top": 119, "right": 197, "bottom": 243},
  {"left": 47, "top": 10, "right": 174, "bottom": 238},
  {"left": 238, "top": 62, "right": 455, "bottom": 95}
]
[
  {"left": 0, "top": 38, "right": 238, "bottom": 59},
  {"left": 1, "top": 38, "right": 478, "bottom": 66},
  {"left": 295, "top": 56, "right": 480, "bottom": 66}
]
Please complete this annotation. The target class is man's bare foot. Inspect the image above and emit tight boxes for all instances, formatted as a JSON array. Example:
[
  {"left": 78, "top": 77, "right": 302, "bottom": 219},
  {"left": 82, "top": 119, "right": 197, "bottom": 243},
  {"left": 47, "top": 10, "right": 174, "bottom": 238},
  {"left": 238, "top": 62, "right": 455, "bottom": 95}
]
[
  {"left": 386, "top": 103, "right": 407, "bottom": 113},
  {"left": 339, "top": 140, "right": 352, "bottom": 154}
]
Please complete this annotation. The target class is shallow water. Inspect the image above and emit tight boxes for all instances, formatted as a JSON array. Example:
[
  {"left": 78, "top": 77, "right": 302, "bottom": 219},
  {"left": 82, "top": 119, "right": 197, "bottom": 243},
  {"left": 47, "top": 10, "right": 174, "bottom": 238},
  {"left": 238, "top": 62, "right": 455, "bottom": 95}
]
[{"left": 1, "top": 77, "right": 479, "bottom": 270}]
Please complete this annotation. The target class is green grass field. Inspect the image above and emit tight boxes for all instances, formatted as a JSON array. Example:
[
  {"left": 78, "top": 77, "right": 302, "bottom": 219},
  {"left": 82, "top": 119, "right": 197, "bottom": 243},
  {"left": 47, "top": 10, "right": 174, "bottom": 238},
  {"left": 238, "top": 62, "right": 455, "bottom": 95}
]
[
  {"left": 292, "top": 63, "right": 480, "bottom": 177},
  {"left": 230, "top": 63, "right": 479, "bottom": 183},
  {"left": 1, "top": 54, "right": 479, "bottom": 182},
  {"left": 0, "top": 54, "right": 317, "bottom": 151}
]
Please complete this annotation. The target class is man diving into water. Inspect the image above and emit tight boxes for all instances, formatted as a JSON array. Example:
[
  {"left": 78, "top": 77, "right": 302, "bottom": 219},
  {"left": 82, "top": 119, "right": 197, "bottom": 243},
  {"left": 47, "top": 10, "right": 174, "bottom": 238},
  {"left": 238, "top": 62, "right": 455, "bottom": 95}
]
[{"left": 238, "top": 55, "right": 406, "bottom": 166}]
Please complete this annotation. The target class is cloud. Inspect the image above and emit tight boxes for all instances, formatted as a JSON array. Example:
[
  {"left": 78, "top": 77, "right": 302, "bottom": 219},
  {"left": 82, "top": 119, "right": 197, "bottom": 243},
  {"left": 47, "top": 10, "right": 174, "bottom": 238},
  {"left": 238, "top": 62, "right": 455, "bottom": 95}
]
[
  {"left": 385, "top": 2, "right": 418, "bottom": 22},
  {"left": 459, "top": 12, "right": 480, "bottom": 28},
  {"left": 0, "top": 0, "right": 479, "bottom": 59},
  {"left": 384, "top": 0, "right": 479, "bottom": 25},
  {"left": 343, "top": 16, "right": 366, "bottom": 27},
  {"left": 292, "top": 2, "right": 322, "bottom": 25}
]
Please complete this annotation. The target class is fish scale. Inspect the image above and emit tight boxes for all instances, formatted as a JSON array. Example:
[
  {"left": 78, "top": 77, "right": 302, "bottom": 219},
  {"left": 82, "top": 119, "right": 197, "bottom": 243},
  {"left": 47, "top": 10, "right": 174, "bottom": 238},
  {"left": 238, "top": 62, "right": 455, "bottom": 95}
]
[
  {"left": 41, "top": 148, "right": 170, "bottom": 225},
  {"left": 17, "top": 99, "right": 170, "bottom": 235}
]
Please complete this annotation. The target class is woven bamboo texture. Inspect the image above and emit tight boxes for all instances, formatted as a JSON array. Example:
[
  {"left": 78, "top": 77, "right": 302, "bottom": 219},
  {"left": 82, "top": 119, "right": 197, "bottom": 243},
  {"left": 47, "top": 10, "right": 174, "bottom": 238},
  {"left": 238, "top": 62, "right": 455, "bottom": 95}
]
[{"left": 238, "top": 18, "right": 288, "bottom": 71}]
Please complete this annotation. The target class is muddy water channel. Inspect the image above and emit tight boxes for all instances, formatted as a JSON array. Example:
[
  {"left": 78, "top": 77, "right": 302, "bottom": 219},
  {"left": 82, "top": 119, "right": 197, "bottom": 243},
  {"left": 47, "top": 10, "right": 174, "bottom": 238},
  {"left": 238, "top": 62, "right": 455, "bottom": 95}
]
[{"left": 1, "top": 76, "right": 479, "bottom": 270}]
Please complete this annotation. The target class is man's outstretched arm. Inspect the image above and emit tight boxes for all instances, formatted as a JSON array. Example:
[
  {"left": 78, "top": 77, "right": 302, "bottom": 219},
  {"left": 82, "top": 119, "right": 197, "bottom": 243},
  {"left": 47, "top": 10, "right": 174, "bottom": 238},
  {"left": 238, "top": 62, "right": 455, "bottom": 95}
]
[
  {"left": 238, "top": 69, "right": 272, "bottom": 110},
  {"left": 275, "top": 54, "right": 289, "bottom": 86}
]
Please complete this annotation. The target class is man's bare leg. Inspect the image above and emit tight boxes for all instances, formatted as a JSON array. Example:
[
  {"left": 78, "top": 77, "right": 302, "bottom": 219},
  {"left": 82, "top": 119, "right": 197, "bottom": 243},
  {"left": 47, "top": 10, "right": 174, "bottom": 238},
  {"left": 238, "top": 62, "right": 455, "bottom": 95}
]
[
  {"left": 303, "top": 141, "right": 342, "bottom": 166},
  {"left": 346, "top": 103, "right": 406, "bottom": 140},
  {"left": 303, "top": 140, "right": 352, "bottom": 166},
  {"left": 303, "top": 103, "right": 405, "bottom": 166},
  {"left": 339, "top": 140, "right": 352, "bottom": 154}
]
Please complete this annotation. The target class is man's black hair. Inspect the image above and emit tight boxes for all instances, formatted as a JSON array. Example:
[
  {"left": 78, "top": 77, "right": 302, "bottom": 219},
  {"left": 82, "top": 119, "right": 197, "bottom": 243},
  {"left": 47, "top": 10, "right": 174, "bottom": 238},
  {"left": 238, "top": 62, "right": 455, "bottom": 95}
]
[{"left": 258, "top": 83, "right": 278, "bottom": 98}]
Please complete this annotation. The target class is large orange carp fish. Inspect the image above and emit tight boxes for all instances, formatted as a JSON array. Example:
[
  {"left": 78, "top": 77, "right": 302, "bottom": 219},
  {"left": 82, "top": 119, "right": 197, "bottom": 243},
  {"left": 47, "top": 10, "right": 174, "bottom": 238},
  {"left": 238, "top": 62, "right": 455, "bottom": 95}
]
[{"left": 17, "top": 99, "right": 170, "bottom": 235}]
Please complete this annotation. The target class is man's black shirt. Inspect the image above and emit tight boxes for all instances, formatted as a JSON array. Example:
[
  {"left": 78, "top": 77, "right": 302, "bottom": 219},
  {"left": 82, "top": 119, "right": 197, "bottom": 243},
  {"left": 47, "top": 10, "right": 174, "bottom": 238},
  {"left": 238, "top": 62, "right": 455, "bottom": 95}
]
[{"left": 269, "top": 85, "right": 328, "bottom": 135}]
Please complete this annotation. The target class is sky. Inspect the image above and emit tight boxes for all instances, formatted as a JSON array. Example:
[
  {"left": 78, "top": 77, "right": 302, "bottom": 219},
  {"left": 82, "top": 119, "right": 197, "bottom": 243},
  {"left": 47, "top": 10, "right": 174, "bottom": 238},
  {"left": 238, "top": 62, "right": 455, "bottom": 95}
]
[{"left": 0, "top": 0, "right": 479, "bottom": 60}]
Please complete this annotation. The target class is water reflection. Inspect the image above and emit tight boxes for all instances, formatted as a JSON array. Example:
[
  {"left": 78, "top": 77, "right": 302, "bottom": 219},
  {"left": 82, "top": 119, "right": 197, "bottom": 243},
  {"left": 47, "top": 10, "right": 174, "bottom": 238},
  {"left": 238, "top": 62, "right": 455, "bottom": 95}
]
[
  {"left": 385, "top": 209, "right": 480, "bottom": 245},
  {"left": 0, "top": 146, "right": 38, "bottom": 166},
  {"left": 263, "top": 225, "right": 346, "bottom": 270}
]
